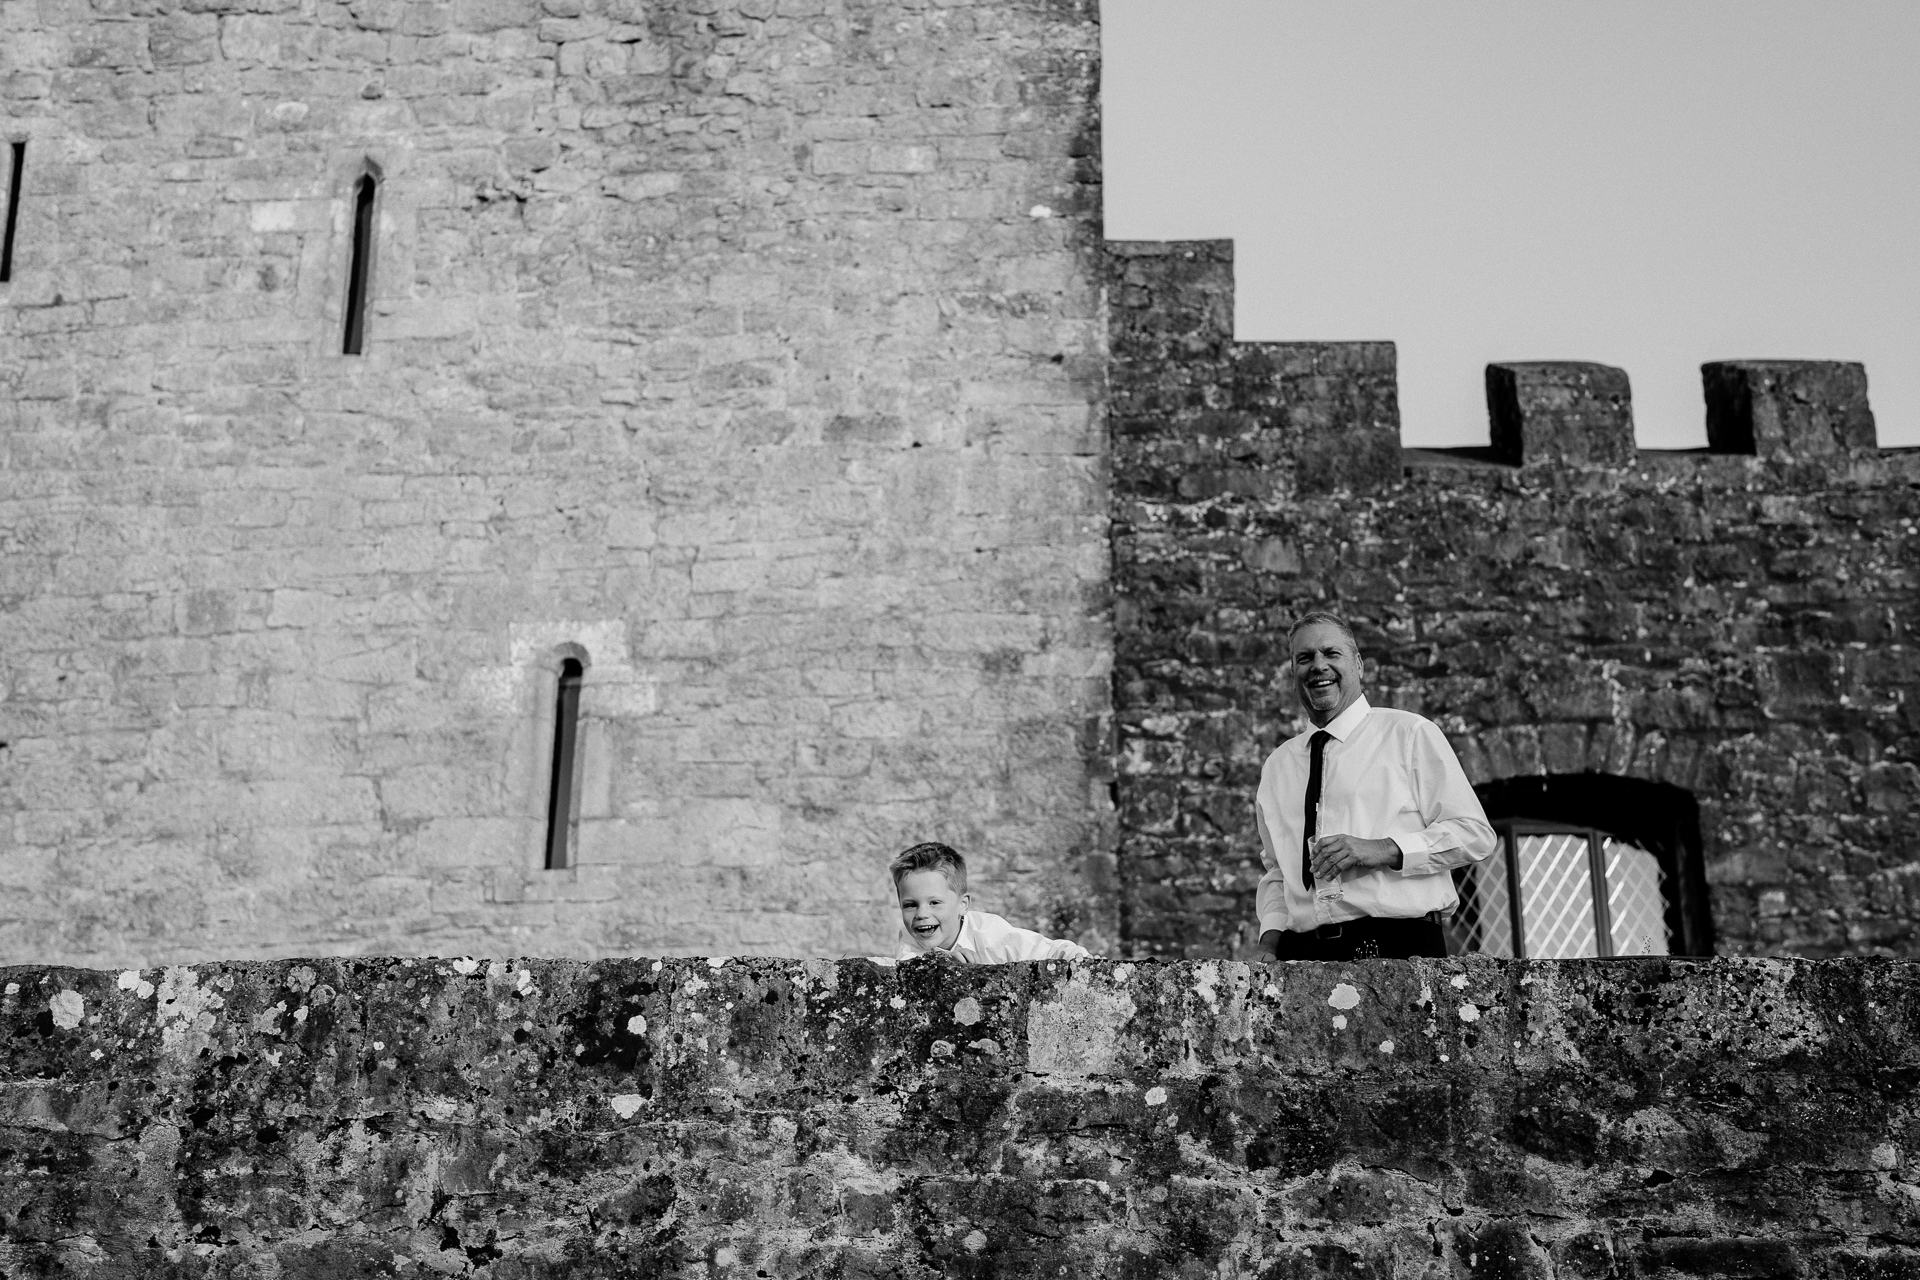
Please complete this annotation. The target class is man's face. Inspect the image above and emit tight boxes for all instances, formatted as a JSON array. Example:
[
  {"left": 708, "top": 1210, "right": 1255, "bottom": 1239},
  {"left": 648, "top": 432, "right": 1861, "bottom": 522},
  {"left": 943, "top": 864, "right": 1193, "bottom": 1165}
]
[
  {"left": 897, "top": 869, "right": 969, "bottom": 951},
  {"left": 1290, "top": 622, "right": 1364, "bottom": 725}
]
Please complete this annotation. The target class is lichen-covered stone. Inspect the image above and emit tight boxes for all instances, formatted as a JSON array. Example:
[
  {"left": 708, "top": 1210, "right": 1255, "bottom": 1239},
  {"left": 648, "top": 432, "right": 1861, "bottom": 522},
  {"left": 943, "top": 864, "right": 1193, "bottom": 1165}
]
[{"left": 2, "top": 956, "right": 1919, "bottom": 1276}]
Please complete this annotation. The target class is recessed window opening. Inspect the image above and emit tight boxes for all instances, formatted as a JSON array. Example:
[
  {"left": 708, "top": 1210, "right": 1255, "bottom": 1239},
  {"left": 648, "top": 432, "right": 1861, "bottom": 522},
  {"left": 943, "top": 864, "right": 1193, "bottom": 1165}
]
[
  {"left": 543, "top": 658, "right": 585, "bottom": 871},
  {"left": 1449, "top": 773, "right": 1715, "bottom": 958},
  {"left": 341, "top": 171, "right": 377, "bottom": 354},
  {"left": 1, "top": 141, "right": 25, "bottom": 284}
]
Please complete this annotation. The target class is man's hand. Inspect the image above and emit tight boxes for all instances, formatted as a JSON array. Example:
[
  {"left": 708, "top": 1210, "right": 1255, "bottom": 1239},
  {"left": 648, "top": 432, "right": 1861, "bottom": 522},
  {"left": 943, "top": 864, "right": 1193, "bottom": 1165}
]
[{"left": 1309, "top": 834, "right": 1402, "bottom": 882}]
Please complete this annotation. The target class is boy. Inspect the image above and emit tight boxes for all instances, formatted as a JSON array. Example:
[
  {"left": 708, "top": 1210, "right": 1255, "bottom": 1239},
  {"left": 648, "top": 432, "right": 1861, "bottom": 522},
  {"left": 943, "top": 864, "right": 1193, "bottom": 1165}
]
[{"left": 890, "top": 842, "right": 1091, "bottom": 963}]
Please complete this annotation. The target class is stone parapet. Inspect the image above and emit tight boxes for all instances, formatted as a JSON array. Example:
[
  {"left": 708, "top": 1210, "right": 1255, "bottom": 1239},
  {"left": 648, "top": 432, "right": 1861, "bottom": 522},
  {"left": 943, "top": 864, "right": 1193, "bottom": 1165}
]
[{"left": 1, "top": 955, "right": 1917, "bottom": 1276}]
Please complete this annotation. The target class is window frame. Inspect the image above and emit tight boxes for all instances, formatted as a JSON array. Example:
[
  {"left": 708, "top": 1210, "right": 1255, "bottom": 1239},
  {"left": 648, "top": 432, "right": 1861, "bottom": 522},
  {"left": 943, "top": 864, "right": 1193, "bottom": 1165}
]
[
  {"left": 1467, "top": 773, "right": 1716, "bottom": 958},
  {"left": 543, "top": 657, "right": 585, "bottom": 872},
  {"left": 1500, "top": 819, "right": 1618, "bottom": 958},
  {"left": 1454, "top": 817, "right": 1701, "bottom": 959}
]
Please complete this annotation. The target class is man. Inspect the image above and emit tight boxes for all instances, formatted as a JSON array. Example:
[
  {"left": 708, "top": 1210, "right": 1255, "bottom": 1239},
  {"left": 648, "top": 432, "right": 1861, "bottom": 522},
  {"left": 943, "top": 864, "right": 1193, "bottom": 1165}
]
[{"left": 1254, "top": 611, "right": 1495, "bottom": 961}]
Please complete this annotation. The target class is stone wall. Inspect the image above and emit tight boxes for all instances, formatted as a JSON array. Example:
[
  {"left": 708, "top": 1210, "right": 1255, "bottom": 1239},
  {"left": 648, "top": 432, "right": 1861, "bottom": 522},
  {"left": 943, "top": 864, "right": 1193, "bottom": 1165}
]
[
  {"left": 1110, "top": 241, "right": 1920, "bottom": 960},
  {"left": 0, "top": 0, "right": 1113, "bottom": 966},
  {"left": 5, "top": 954, "right": 1920, "bottom": 1276}
]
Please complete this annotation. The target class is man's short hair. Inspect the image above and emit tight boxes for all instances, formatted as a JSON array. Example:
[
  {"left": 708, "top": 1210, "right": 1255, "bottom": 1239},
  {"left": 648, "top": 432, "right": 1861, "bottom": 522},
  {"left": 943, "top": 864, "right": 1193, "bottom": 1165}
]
[
  {"left": 1285, "top": 610, "right": 1360, "bottom": 655},
  {"left": 889, "top": 842, "right": 967, "bottom": 893}
]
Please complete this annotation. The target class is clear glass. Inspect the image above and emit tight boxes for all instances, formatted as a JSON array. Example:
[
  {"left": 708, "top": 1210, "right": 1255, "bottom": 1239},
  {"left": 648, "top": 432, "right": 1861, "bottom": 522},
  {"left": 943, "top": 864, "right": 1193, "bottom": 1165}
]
[
  {"left": 1514, "top": 832, "right": 1599, "bottom": 959},
  {"left": 1453, "top": 829, "right": 1677, "bottom": 959},
  {"left": 1451, "top": 852, "right": 1515, "bottom": 957},
  {"left": 1603, "top": 839, "right": 1672, "bottom": 956}
]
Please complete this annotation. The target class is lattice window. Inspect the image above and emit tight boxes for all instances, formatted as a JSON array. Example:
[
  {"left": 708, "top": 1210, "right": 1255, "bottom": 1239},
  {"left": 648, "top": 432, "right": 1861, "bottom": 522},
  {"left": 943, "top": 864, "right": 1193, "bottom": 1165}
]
[{"left": 1448, "top": 820, "right": 1675, "bottom": 958}]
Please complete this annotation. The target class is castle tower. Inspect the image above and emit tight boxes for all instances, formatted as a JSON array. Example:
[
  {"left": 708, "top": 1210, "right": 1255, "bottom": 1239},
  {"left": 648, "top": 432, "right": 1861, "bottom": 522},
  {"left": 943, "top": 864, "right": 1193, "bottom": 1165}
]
[{"left": 0, "top": 0, "right": 1114, "bottom": 964}]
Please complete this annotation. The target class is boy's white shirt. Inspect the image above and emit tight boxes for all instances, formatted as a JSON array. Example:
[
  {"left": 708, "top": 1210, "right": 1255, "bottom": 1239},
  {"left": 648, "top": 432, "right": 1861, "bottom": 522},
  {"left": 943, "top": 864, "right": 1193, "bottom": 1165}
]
[{"left": 892, "top": 911, "right": 1090, "bottom": 964}]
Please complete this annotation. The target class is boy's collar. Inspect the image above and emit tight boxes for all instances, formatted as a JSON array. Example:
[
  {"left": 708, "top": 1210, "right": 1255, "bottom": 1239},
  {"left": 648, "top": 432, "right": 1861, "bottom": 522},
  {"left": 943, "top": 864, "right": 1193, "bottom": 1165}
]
[{"left": 940, "top": 911, "right": 975, "bottom": 954}]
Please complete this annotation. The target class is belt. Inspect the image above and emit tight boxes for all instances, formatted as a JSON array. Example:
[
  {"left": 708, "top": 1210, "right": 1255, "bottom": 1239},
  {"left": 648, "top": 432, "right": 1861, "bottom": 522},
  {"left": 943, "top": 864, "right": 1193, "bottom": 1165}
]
[{"left": 1306, "top": 911, "right": 1444, "bottom": 940}]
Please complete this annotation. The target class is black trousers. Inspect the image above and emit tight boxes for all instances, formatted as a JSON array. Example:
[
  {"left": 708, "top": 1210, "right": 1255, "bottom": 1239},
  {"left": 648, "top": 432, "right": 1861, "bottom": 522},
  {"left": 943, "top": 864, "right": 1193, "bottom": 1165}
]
[{"left": 1270, "top": 915, "right": 1446, "bottom": 961}]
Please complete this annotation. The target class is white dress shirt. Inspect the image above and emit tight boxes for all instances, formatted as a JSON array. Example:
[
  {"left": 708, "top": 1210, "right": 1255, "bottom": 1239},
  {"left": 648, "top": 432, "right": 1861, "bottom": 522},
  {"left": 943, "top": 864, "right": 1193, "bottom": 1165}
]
[
  {"left": 893, "top": 911, "right": 1091, "bottom": 963},
  {"left": 1255, "top": 696, "right": 1496, "bottom": 934}
]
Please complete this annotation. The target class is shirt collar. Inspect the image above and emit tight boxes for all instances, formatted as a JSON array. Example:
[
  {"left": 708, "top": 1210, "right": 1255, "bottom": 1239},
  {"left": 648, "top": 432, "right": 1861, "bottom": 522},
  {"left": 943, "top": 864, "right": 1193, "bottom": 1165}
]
[
  {"left": 1319, "top": 694, "right": 1372, "bottom": 742},
  {"left": 945, "top": 913, "right": 981, "bottom": 959}
]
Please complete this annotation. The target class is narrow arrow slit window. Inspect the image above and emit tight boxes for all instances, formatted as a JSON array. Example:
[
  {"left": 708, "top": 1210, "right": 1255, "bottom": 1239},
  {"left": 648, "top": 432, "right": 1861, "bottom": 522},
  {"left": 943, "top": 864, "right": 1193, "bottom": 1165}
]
[
  {"left": 341, "top": 172, "right": 377, "bottom": 354},
  {"left": 544, "top": 659, "right": 584, "bottom": 871},
  {"left": 1, "top": 142, "right": 25, "bottom": 283}
]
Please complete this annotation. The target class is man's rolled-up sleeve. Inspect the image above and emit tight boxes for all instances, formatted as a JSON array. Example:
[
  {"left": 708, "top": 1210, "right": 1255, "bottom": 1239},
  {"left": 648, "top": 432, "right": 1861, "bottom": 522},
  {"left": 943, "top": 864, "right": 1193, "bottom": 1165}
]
[{"left": 1391, "top": 721, "right": 1497, "bottom": 877}]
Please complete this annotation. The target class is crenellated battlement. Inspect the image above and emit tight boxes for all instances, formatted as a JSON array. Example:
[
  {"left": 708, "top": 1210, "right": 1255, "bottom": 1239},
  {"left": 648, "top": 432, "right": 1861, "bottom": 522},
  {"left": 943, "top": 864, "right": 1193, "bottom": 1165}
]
[
  {"left": 1478, "top": 356, "right": 1881, "bottom": 468},
  {"left": 1703, "top": 359, "right": 1880, "bottom": 458},
  {"left": 1109, "top": 239, "right": 1907, "bottom": 485}
]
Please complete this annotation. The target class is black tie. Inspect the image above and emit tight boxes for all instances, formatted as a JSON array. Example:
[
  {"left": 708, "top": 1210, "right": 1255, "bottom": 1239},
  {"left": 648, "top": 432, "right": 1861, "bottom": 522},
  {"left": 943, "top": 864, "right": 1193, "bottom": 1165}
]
[{"left": 1302, "top": 730, "right": 1331, "bottom": 890}]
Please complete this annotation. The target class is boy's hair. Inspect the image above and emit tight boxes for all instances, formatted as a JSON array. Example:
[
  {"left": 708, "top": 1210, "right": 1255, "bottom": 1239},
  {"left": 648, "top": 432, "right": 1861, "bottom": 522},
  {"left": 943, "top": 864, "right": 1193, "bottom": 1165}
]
[{"left": 890, "top": 842, "right": 967, "bottom": 894}]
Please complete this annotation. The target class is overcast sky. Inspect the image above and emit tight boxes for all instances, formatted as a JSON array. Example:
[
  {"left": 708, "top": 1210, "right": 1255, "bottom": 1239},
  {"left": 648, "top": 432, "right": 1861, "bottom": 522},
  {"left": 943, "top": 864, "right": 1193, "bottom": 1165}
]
[{"left": 1101, "top": 1, "right": 1920, "bottom": 449}]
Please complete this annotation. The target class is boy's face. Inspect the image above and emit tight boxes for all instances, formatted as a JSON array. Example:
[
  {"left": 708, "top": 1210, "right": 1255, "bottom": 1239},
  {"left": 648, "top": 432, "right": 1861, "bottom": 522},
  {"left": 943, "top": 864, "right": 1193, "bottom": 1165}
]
[{"left": 896, "top": 869, "right": 969, "bottom": 951}]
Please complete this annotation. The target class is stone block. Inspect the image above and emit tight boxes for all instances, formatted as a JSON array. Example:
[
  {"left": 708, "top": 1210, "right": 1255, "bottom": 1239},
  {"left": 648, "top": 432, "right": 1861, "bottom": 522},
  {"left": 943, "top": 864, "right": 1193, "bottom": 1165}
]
[
  {"left": 1265, "top": 341, "right": 1403, "bottom": 495},
  {"left": 1485, "top": 361, "right": 1636, "bottom": 467},
  {"left": 1105, "top": 239, "right": 1235, "bottom": 355},
  {"left": 148, "top": 12, "right": 219, "bottom": 64},
  {"left": 67, "top": 24, "right": 148, "bottom": 68},
  {"left": 1703, "top": 359, "right": 1878, "bottom": 458},
  {"left": 868, "top": 143, "right": 937, "bottom": 174}
]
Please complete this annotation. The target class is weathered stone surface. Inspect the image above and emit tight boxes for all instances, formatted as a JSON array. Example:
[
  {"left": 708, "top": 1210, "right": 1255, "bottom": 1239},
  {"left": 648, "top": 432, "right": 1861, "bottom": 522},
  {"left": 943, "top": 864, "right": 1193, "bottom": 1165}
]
[
  {"left": 0, "top": 0, "right": 1113, "bottom": 965},
  {"left": 1704, "top": 360, "right": 1880, "bottom": 458},
  {"left": 4, "top": 0, "right": 1913, "bottom": 981},
  {"left": 2, "top": 955, "right": 1918, "bottom": 1276},
  {"left": 1111, "top": 243, "right": 1920, "bottom": 960},
  {"left": 1487, "top": 362, "right": 1637, "bottom": 467}
]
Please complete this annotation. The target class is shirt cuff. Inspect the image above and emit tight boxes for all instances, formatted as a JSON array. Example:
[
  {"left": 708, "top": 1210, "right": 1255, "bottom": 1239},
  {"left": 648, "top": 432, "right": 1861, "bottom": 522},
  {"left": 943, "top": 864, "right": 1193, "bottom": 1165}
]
[
  {"left": 1258, "top": 912, "right": 1290, "bottom": 937},
  {"left": 1392, "top": 833, "right": 1433, "bottom": 876}
]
